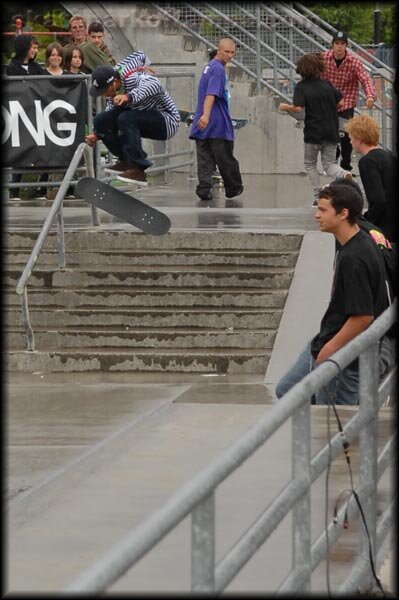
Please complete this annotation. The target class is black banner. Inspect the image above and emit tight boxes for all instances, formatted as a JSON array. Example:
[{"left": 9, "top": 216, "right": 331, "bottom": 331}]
[{"left": 2, "top": 76, "right": 88, "bottom": 168}]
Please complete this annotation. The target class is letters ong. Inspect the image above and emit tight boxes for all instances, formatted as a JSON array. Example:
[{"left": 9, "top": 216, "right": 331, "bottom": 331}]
[
  {"left": 2, "top": 100, "right": 77, "bottom": 147},
  {"left": 2, "top": 77, "right": 87, "bottom": 168}
]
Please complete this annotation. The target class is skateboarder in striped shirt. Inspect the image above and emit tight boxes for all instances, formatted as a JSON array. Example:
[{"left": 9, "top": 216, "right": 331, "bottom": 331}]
[{"left": 85, "top": 52, "right": 180, "bottom": 186}]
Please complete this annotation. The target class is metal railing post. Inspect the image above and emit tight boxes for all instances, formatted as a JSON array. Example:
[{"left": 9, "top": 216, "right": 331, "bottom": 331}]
[
  {"left": 189, "top": 73, "right": 196, "bottom": 179},
  {"left": 191, "top": 493, "right": 215, "bottom": 592},
  {"left": 56, "top": 204, "right": 66, "bottom": 270},
  {"left": 164, "top": 76, "right": 171, "bottom": 185},
  {"left": 255, "top": 5, "right": 261, "bottom": 94},
  {"left": 291, "top": 398, "right": 312, "bottom": 591},
  {"left": 20, "top": 287, "right": 35, "bottom": 351},
  {"left": 357, "top": 343, "right": 379, "bottom": 593}
]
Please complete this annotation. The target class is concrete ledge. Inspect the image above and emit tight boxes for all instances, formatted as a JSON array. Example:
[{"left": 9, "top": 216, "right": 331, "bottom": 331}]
[{"left": 264, "top": 230, "right": 335, "bottom": 391}]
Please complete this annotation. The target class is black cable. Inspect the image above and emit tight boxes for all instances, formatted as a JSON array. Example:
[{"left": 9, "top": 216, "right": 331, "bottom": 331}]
[{"left": 321, "top": 357, "right": 386, "bottom": 597}]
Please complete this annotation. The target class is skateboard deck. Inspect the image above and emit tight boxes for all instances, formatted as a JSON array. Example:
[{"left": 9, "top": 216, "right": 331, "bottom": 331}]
[
  {"left": 179, "top": 110, "right": 248, "bottom": 130},
  {"left": 76, "top": 177, "right": 171, "bottom": 235},
  {"left": 287, "top": 108, "right": 347, "bottom": 132}
]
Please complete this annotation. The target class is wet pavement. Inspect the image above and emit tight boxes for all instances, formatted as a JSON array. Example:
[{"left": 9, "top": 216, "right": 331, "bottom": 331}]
[
  {"left": 6, "top": 370, "right": 394, "bottom": 594},
  {"left": 5, "top": 171, "right": 326, "bottom": 232}
]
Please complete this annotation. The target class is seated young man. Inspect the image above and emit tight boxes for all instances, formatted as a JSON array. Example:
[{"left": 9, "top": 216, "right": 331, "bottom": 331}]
[{"left": 275, "top": 183, "right": 392, "bottom": 406}]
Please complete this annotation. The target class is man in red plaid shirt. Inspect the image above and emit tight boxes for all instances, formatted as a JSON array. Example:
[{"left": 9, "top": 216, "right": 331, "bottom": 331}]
[{"left": 322, "top": 31, "right": 376, "bottom": 172}]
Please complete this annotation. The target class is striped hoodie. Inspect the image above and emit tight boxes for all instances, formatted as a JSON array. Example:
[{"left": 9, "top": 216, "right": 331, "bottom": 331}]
[{"left": 105, "top": 51, "right": 180, "bottom": 139}]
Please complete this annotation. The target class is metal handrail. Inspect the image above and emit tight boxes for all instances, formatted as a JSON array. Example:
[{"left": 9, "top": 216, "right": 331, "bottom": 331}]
[
  {"left": 15, "top": 143, "right": 97, "bottom": 352},
  {"left": 64, "top": 301, "right": 396, "bottom": 593}
]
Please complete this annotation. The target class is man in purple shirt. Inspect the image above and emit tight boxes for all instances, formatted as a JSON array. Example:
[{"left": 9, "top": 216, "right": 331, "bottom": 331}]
[{"left": 190, "top": 38, "right": 243, "bottom": 202}]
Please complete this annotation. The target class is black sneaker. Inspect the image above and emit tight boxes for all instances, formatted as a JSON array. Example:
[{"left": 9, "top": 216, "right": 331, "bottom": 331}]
[
  {"left": 199, "top": 192, "right": 213, "bottom": 201},
  {"left": 196, "top": 190, "right": 213, "bottom": 201},
  {"left": 225, "top": 185, "right": 243, "bottom": 199}
]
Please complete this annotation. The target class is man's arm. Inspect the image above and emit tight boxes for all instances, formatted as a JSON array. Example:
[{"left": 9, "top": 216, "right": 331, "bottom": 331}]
[
  {"left": 198, "top": 95, "right": 215, "bottom": 130},
  {"left": 316, "top": 315, "right": 374, "bottom": 363},
  {"left": 279, "top": 102, "right": 303, "bottom": 113},
  {"left": 355, "top": 59, "right": 376, "bottom": 109}
]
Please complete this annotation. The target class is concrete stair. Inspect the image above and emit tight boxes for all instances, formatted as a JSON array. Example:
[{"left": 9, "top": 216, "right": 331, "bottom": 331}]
[{"left": 4, "top": 230, "right": 302, "bottom": 373}]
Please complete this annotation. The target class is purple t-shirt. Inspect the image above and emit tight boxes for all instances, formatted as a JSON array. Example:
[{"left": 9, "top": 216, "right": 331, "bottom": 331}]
[{"left": 189, "top": 59, "right": 234, "bottom": 141}]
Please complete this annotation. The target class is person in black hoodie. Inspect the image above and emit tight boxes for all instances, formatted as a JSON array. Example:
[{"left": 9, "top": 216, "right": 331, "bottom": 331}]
[
  {"left": 6, "top": 36, "right": 46, "bottom": 197},
  {"left": 6, "top": 35, "right": 44, "bottom": 76}
]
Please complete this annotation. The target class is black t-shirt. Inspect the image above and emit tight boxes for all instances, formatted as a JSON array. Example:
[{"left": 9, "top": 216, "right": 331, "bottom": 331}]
[
  {"left": 311, "top": 229, "right": 389, "bottom": 365},
  {"left": 359, "top": 148, "right": 397, "bottom": 242},
  {"left": 293, "top": 78, "right": 342, "bottom": 144}
]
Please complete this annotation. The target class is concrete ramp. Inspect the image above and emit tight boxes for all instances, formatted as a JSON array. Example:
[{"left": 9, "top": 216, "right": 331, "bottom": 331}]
[
  {"left": 6, "top": 371, "right": 393, "bottom": 593},
  {"left": 264, "top": 230, "right": 335, "bottom": 391}
]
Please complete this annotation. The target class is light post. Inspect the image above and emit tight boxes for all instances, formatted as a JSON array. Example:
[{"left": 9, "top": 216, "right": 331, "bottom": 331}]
[{"left": 374, "top": 2, "right": 381, "bottom": 46}]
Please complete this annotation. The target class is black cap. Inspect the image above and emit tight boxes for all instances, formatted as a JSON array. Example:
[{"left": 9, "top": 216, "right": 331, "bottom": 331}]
[
  {"left": 89, "top": 66, "right": 117, "bottom": 97},
  {"left": 332, "top": 31, "right": 348, "bottom": 43}
]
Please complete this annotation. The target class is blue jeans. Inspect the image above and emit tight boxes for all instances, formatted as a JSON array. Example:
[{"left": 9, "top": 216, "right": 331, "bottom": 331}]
[
  {"left": 275, "top": 340, "right": 359, "bottom": 405},
  {"left": 93, "top": 107, "right": 168, "bottom": 170}
]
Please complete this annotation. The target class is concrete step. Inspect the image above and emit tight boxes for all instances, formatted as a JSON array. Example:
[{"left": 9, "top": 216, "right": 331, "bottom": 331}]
[
  {"left": 4, "top": 287, "right": 287, "bottom": 309},
  {"left": 5, "top": 266, "right": 294, "bottom": 290},
  {"left": 5, "top": 230, "right": 303, "bottom": 252},
  {"left": 5, "top": 348, "right": 271, "bottom": 373},
  {"left": 4, "top": 248, "right": 299, "bottom": 268},
  {"left": 7, "top": 327, "right": 275, "bottom": 350},
  {"left": 6, "top": 307, "right": 282, "bottom": 329}
]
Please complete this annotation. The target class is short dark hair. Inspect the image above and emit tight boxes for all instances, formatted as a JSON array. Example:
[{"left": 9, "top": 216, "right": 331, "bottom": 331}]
[
  {"left": 318, "top": 183, "right": 363, "bottom": 224},
  {"left": 330, "top": 177, "right": 365, "bottom": 210},
  {"left": 88, "top": 21, "right": 105, "bottom": 34}
]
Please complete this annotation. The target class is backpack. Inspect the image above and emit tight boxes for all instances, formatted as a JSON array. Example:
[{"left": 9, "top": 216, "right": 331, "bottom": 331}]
[{"left": 358, "top": 217, "right": 397, "bottom": 302}]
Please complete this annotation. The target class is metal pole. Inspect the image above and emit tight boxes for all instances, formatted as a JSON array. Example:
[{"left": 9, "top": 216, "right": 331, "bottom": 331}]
[
  {"left": 291, "top": 400, "right": 312, "bottom": 591},
  {"left": 190, "top": 74, "right": 196, "bottom": 179},
  {"left": 256, "top": 5, "right": 261, "bottom": 95},
  {"left": 20, "top": 287, "right": 35, "bottom": 351},
  {"left": 191, "top": 493, "right": 215, "bottom": 591},
  {"left": 272, "top": 16, "right": 278, "bottom": 90},
  {"left": 56, "top": 204, "right": 66, "bottom": 270},
  {"left": 374, "top": 3, "right": 381, "bottom": 46},
  {"left": 164, "top": 76, "right": 171, "bottom": 185},
  {"left": 357, "top": 344, "right": 379, "bottom": 593}
]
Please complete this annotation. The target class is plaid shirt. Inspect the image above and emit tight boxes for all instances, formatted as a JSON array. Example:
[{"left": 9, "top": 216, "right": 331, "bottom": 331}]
[{"left": 321, "top": 49, "right": 376, "bottom": 111}]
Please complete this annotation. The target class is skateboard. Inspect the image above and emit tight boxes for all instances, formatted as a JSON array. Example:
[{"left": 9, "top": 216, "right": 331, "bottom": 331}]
[
  {"left": 76, "top": 177, "right": 171, "bottom": 235},
  {"left": 286, "top": 108, "right": 348, "bottom": 132},
  {"left": 179, "top": 110, "right": 248, "bottom": 130}
]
